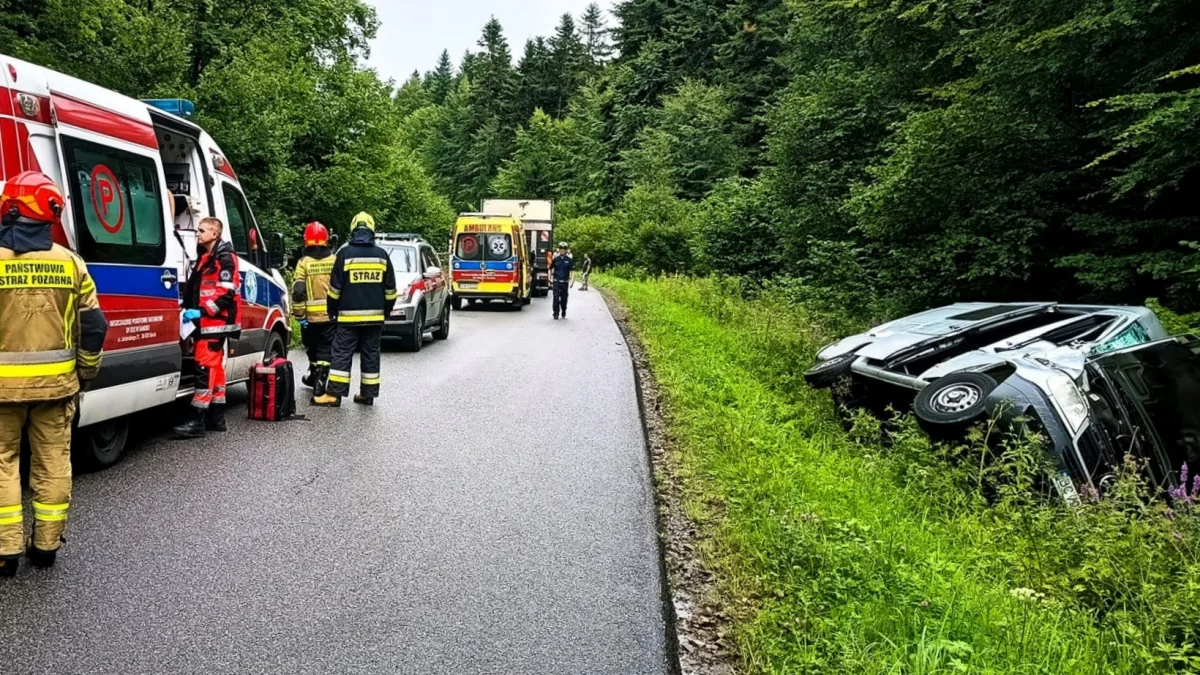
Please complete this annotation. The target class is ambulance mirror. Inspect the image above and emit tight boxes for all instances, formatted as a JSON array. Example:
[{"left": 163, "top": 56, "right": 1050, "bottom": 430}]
[{"left": 269, "top": 232, "right": 285, "bottom": 269}]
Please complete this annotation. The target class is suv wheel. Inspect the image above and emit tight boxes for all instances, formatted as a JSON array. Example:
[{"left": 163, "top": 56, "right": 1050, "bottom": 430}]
[
  {"left": 402, "top": 306, "right": 425, "bottom": 352},
  {"left": 432, "top": 302, "right": 450, "bottom": 340},
  {"left": 914, "top": 372, "right": 997, "bottom": 438},
  {"left": 804, "top": 353, "right": 855, "bottom": 389}
]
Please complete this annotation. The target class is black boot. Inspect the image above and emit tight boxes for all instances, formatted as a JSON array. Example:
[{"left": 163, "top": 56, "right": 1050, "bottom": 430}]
[
  {"left": 206, "top": 404, "right": 227, "bottom": 432},
  {"left": 353, "top": 394, "right": 374, "bottom": 406},
  {"left": 312, "top": 365, "right": 328, "bottom": 400},
  {"left": 301, "top": 365, "right": 315, "bottom": 388},
  {"left": 0, "top": 557, "right": 17, "bottom": 578},
  {"left": 173, "top": 407, "right": 207, "bottom": 439},
  {"left": 26, "top": 547, "right": 57, "bottom": 569}
]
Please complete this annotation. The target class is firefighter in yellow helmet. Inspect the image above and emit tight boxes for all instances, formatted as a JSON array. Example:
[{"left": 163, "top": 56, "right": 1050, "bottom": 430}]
[
  {"left": 313, "top": 212, "right": 398, "bottom": 406},
  {"left": 293, "top": 221, "right": 336, "bottom": 403},
  {"left": 0, "top": 171, "right": 108, "bottom": 577}
]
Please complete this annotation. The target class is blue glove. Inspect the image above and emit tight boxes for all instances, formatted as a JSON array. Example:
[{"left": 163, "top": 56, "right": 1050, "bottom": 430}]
[
  {"left": 182, "top": 309, "right": 201, "bottom": 322},
  {"left": 299, "top": 319, "right": 309, "bottom": 328}
]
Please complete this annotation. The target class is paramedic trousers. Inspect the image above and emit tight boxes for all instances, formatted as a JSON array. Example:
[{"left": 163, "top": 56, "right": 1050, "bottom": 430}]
[
  {"left": 302, "top": 322, "right": 334, "bottom": 368},
  {"left": 0, "top": 397, "right": 77, "bottom": 557},
  {"left": 328, "top": 325, "right": 382, "bottom": 399},
  {"left": 553, "top": 280, "right": 569, "bottom": 318},
  {"left": 192, "top": 337, "right": 227, "bottom": 409}
]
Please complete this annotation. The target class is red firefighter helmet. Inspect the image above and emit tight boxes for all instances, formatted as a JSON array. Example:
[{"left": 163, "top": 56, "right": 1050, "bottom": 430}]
[
  {"left": 303, "top": 221, "right": 329, "bottom": 247},
  {"left": 0, "top": 171, "right": 65, "bottom": 225}
]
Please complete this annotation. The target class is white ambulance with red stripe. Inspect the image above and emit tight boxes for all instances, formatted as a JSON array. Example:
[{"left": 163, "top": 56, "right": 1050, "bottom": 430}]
[{"left": 0, "top": 55, "right": 291, "bottom": 469}]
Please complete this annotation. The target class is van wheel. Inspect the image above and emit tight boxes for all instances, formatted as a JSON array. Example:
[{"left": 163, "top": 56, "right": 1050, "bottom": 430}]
[
  {"left": 513, "top": 298, "right": 524, "bottom": 312},
  {"left": 73, "top": 418, "right": 130, "bottom": 472},
  {"left": 265, "top": 329, "right": 287, "bottom": 362},
  {"left": 804, "top": 354, "right": 855, "bottom": 389},
  {"left": 402, "top": 307, "right": 425, "bottom": 352},
  {"left": 914, "top": 372, "right": 997, "bottom": 439},
  {"left": 432, "top": 303, "right": 450, "bottom": 340},
  {"left": 452, "top": 295, "right": 463, "bottom": 311}
]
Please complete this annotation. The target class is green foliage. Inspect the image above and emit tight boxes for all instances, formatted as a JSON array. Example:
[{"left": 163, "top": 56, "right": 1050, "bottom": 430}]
[{"left": 604, "top": 275, "right": 1200, "bottom": 674}]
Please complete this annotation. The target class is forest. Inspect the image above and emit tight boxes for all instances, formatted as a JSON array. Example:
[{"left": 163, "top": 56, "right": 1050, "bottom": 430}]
[{"left": 4, "top": 0, "right": 1197, "bottom": 315}]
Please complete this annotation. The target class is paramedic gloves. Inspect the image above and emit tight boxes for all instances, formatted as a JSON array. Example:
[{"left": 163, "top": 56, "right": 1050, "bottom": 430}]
[{"left": 183, "top": 309, "right": 202, "bottom": 322}]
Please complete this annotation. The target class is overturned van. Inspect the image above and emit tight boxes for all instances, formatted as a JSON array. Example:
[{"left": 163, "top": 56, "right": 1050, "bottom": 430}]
[{"left": 1, "top": 55, "right": 290, "bottom": 469}]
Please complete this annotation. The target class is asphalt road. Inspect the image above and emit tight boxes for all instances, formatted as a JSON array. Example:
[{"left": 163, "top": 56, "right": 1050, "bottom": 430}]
[{"left": 0, "top": 288, "right": 669, "bottom": 675}]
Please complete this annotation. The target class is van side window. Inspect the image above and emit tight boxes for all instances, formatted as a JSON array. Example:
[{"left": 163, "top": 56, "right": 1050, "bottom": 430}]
[
  {"left": 221, "top": 183, "right": 252, "bottom": 256},
  {"left": 62, "top": 137, "right": 165, "bottom": 265}
]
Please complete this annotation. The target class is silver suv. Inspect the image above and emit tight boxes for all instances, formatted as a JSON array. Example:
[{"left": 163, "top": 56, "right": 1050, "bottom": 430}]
[{"left": 377, "top": 234, "right": 450, "bottom": 352}]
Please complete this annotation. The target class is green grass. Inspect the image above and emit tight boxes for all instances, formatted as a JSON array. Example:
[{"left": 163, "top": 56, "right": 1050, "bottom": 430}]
[{"left": 601, "top": 275, "right": 1200, "bottom": 675}]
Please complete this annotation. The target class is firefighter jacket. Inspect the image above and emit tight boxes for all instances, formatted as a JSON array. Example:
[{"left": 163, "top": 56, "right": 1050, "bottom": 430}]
[
  {"left": 183, "top": 239, "right": 241, "bottom": 339},
  {"left": 326, "top": 227, "right": 398, "bottom": 325},
  {"left": 292, "top": 246, "right": 334, "bottom": 324},
  {"left": 0, "top": 220, "right": 108, "bottom": 403}
]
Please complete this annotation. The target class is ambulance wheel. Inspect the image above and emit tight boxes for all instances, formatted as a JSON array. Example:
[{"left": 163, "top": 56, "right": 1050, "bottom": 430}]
[
  {"left": 73, "top": 418, "right": 129, "bottom": 472},
  {"left": 265, "top": 330, "right": 287, "bottom": 362},
  {"left": 402, "top": 307, "right": 425, "bottom": 352},
  {"left": 452, "top": 295, "right": 463, "bottom": 311},
  {"left": 512, "top": 298, "right": 524, "bottom": 312}
]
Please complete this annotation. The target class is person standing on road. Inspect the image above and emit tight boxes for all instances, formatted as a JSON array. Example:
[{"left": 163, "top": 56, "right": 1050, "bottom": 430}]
[
  {"left": 0, "top": 172, "right": 108, "bottom": 576},
  {"left": 579, "top": 254, "right": 593, "bottom": 291},
  {"left": 174, "top": 217, "right": 240, "bottom": 439},
  {"left": 292, "top": 221, "right": 336, "bottom": 404},
  {"left": 313, "top": 212, "right": 398, "bottom": 407},
  {"left": 551, "top": 241, "right": 574, "bottom": 320}
]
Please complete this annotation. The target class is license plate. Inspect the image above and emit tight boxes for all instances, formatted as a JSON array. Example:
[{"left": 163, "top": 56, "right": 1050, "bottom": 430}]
[{"left": 458, "top": 282, "right": 478, "bottom": 289}]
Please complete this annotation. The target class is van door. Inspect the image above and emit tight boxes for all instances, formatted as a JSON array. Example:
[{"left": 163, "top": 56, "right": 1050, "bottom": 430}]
[
  {"left": 215, "top": 179, "right": 282, "bottom": 380},
  {"left": 58, "top": 135, "right": 183, "bottom": 424}
]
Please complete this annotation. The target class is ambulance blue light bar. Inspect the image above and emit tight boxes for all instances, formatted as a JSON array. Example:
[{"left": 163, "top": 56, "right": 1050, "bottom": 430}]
[{"left": 142, "top": 98, "right": 196, "bottom": 118}]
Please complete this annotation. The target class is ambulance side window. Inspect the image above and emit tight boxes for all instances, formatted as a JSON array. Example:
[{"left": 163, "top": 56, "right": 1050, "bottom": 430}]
[{"left": 62, "top": 137, "right": 166, "bottom": 265}]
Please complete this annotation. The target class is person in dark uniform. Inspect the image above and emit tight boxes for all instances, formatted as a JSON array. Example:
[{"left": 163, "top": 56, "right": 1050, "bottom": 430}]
[
  {"left": 313, "top": 212, "right": 398, "bottom": 407},
  {"left": 550, "top": 241, "right": 574, "bottom": 320}
]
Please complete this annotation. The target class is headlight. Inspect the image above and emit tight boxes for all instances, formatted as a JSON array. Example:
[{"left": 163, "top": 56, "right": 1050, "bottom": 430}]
[{"left": 1046, "top": 373, "right": 1089, "bottom": 433}]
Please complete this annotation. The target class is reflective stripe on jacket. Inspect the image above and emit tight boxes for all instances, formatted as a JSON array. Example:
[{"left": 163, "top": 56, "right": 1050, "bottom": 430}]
[
  {"left": 326, "top": 227, "right": 397, "bottom": 325},
  {"left": 0, "top": 243, "right": 108, "bottom": 403},
  {"left": 184, "top": 240, "right": 241, "bottom": 339},
  {"left": 292, "top": 247, "right": 334, "bottom": 323}
]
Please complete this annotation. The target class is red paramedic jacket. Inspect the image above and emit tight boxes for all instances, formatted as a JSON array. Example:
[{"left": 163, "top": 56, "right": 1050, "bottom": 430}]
[{"left": 184, "top": 239, "right": 241, "bottom": 339}]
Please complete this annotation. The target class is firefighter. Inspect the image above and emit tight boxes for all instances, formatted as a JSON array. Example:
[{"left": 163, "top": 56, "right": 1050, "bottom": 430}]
[
  {"left": 313, "top": 212, "right": 397, "bottom": 407},
  {"left": 0, "top": 171, "right": 108, "bottom": 576},
  {"left": 292, "top": 221, "right": 336, "bottom": 404},
  {"left": 174, "top": 216, "right": 240, "bottom": 439},
  {"left": 551, "top": 241, "right": 574, "bottom": 320}
]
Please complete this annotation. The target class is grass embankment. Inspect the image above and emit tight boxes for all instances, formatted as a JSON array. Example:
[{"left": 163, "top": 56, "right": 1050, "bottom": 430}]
[{"left": 601, "top": 275, "right": 1200, "bottom": 674}]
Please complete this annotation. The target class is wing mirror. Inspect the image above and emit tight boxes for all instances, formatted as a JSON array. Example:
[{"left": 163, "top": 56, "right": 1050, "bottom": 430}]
[{"left": 269, "top": 232, "right": 285, "bottom": 269}]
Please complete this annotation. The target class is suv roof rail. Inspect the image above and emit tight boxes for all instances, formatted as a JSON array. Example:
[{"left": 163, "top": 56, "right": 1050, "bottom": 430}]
[{"left": 377, "top": 232, "right": 426, "bottom": 242}]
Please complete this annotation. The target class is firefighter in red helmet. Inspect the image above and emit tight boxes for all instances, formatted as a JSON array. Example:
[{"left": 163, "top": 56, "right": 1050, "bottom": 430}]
[
  {"left": 0, "top": 171, "right": 108, "bottom": 576},
  {"left": 175, "top": 216, "right": 241, "bottom": 439},
  {"left": 292, "top": 221, "right": 336, "bottom": 402}
]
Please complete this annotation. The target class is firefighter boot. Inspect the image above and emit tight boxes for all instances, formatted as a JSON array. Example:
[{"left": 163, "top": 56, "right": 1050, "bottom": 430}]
[
  {"left": 173, "top": 407, "right": 207, "bottom": 439},
  {"left": 311, "top": 365, "right": 328, "bottom": 402},
  {"left": 353, "top": 394, "right": 374, "bottom": 406},
  {"left": 206, "top": 404, "right": 227, "bottom": 432},
  {"left": 302, "top": 365, "right": 315, "bottom": 389},
  {"left": 0, "top": 556, "right": 17, "bottom": 578},
  {"left": 26, "top": 545, "right": 57, "bottom": 569},
  {"left": 311, "top": 393, "right": 341, "bottom": 407}
]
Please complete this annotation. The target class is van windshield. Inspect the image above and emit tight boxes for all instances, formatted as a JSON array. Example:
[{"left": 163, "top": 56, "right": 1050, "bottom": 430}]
[{"left": 456, "top": 233, "right": 512, "bottom": 261}]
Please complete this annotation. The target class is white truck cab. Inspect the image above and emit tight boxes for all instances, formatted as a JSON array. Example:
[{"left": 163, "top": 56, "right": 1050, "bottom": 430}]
[{"left": 0, "top": 55, "right": 291, "bottom": 469}]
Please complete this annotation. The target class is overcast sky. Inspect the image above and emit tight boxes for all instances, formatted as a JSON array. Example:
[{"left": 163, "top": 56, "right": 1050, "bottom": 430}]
[{"left": 364, "top": 0, "right": 617, "bottom": 85}]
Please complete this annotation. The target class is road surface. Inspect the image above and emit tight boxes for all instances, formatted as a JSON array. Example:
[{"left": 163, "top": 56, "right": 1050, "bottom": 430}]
[{"left": 0, "top": 289, "right": 669, "bottom": 675}]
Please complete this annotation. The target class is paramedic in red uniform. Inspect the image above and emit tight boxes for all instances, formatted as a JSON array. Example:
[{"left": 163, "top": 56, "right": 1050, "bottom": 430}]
[
  {"left": 175, "top": 216, "right": 241, "bottom": 439},
  {"left": 0, "top": 172, "right": 107, "bottom": 576}
]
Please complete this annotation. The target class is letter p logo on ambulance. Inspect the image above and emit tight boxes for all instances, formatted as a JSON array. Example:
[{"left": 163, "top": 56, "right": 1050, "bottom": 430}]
[{"left": 89, "top": 164, "right": 124, "bottom": 234}]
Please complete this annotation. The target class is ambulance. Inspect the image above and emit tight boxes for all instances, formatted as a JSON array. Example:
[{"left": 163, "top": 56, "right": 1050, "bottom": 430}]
[
  {"left": 449, "top": 213, "right": 532, "bottom": 310},
  {"left": 0, "top": 55, "right": 291, "bottom": 469}
]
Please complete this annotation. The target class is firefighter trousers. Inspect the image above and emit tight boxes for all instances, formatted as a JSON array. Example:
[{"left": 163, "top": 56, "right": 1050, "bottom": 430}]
[
  {"left": 553, "top": 280, "right": 570, "bottom": 317},
  {"left": 302, "top": 322, "right": 334, "bottom": 369},
  {"left": 0, "top": 397, "right": 77, "bottom": 557},
  {"left": 192, "top": 337, "right": 228, "bottom": 409},
  {"left": 328, "top": 324, "right": 382, "bottom": 398}
]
